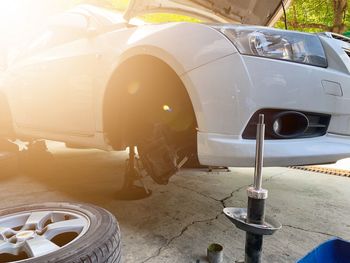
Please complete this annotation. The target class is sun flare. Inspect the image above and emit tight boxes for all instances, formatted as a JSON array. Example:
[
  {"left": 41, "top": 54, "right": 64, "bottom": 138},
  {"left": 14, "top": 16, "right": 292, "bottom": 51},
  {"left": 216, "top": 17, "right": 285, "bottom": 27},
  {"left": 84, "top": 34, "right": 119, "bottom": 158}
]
[{"left": 0, "top": 0, "right": 68, "bottom": 49}]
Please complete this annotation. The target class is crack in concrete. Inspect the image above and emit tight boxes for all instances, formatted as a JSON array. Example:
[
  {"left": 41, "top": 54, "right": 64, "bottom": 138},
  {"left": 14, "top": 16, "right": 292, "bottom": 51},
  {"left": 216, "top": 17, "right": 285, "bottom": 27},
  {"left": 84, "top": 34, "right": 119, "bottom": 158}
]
[
  {"left": 141, "top": 172, "right": 285, "bottom": 262},
  {"left": 141, "top": 176, "right": 243, "bottom": 262},
  {"left": 172, "top": 180, "right": 249, "bottom": 208},
  {"left": 141, "top": 213, "right": 222, "bottom": 263},
  {"left": 283, "top": 224, "right": 339, "bottom": 238},
  {"left": 174, "top": 173, "right": 284, "bottom": 209},
  {"left": 141, "top": 181, "right": 247, "bottom": 262},
  {"left": 220, "top": 173, "right": 282, "bottom": 208},
  {"left": 220, "top": 184, "right": 248, "bottom": 208},
  {"left": 172, "top": 182, "right": 221, "bottom": 202}
]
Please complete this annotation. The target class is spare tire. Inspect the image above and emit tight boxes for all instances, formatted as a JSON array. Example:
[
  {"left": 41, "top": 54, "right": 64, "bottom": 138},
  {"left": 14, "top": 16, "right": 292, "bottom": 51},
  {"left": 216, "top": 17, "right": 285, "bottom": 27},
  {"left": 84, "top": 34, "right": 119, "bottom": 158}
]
[{"left": 0, "top": 202, "right": 121, "bottom": 263}]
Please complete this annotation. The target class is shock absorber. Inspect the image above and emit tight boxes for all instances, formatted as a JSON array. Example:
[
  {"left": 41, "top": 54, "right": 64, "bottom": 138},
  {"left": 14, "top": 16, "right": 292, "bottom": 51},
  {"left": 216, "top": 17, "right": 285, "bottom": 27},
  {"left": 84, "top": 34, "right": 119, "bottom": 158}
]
[{"left": 223, "top": 114, "right": 282, "bottom": 263}]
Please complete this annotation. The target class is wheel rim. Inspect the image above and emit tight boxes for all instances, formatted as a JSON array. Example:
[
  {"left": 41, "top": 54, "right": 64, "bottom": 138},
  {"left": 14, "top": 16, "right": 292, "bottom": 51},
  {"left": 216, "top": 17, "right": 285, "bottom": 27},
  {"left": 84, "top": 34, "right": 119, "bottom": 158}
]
[{"left": 0, "top": 209, "right": 90, "bottom": 262}]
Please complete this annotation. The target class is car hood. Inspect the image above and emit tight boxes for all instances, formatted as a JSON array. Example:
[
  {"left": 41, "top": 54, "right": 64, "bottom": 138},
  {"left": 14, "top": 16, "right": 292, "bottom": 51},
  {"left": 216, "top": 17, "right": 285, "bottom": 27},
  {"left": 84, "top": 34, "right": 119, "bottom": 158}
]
[{"left": 124, "top": 0, "right": 291, "bottom": 26}]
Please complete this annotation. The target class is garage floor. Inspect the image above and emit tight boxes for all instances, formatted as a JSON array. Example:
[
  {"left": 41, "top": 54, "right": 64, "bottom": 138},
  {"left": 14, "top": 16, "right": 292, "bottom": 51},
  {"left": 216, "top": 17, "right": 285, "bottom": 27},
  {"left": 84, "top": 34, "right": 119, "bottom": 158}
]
[{"left": 1, "top": 142, "right": 350, "bottom": 263}]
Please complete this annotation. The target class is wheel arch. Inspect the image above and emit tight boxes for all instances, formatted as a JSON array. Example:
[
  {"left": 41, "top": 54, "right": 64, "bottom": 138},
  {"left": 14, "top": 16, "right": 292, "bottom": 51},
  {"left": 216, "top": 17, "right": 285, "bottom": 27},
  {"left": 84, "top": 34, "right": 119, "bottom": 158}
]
[{"left": 102, "top": 47, "right": 201, "bottom": 150}]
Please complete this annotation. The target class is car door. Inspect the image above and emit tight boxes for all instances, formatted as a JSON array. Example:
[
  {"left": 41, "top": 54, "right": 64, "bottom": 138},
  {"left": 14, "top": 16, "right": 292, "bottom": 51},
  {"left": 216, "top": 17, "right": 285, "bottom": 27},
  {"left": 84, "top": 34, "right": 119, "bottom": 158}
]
[{"left": 10, "top": 12, "right": 98, "bottom": 137}]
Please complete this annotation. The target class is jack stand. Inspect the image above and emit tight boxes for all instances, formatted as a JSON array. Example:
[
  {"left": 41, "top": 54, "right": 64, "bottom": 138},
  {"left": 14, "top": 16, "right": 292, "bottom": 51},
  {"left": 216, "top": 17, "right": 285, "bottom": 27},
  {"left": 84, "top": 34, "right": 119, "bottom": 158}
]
[
  {"left": 116, "top": 146, "right": 152, "bottom": 200},
  {"left": 223, "top": 115, "right": 281, "bottom": 263}
]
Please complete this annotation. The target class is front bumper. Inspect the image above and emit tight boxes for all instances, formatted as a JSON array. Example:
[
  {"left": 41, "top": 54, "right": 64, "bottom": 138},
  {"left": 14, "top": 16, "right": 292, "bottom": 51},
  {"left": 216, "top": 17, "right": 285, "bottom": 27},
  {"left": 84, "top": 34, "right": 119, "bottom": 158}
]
[
  {"left": 184, "top": 35, "right": 350, "bottom": 167},
  {"left": 198, "top": 132, "right": 350, "bottom": 167}
]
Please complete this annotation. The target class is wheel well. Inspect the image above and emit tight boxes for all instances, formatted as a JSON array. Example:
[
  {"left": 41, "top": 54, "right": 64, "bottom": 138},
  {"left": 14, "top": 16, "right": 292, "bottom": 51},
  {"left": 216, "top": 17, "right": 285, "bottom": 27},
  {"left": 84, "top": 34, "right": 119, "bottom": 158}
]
[{"left": 103, "top": 55, "right": 198, "bottom": 150}]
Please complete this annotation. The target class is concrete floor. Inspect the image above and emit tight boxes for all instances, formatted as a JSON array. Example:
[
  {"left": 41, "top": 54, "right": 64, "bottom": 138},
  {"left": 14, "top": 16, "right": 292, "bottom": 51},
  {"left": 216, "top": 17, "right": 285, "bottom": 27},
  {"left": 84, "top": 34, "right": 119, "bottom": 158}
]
[{"left": 1, "top": 142, "right": 350, "bottom": 262}]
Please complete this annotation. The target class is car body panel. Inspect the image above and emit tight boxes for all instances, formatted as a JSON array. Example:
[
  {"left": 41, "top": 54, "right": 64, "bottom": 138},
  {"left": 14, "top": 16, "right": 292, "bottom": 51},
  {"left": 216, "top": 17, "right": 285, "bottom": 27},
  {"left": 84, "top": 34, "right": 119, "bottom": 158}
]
[
  {"left": 185, "top": 51, "right": 350, "bottom": 166},
  {"left": 1, "top": 5, "right": 350, "bottom": 167},
  {"left": 198, "top": 132, "right": 350, "bottom": 167},
  {"left": 3, "top": 10, "right": 237, "bottom": 149},
  {"left": 10, "top": 40, "right": 97, "bottom": 136}
]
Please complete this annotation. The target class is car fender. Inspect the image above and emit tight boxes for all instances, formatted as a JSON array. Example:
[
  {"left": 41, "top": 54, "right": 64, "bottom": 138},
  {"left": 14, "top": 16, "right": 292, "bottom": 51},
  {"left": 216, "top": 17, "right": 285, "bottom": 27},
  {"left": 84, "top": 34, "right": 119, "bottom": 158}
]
[{"left": 97, "top": 22, "right": 237, "bottom": 133}]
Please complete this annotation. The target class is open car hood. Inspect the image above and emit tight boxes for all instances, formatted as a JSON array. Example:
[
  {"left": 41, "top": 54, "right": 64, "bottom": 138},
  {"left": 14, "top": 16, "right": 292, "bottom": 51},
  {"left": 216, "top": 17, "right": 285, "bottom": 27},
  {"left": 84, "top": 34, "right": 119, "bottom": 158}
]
[{"left": 124, "top": 0, "right": 291, "bottom": 26}]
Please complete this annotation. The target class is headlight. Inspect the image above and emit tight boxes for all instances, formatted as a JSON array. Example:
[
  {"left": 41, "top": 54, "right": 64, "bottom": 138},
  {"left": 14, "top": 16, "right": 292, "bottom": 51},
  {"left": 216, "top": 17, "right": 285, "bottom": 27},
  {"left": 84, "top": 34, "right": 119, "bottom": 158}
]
[{"left": 214, "top": 25, "right": 327, "bottom": 67}]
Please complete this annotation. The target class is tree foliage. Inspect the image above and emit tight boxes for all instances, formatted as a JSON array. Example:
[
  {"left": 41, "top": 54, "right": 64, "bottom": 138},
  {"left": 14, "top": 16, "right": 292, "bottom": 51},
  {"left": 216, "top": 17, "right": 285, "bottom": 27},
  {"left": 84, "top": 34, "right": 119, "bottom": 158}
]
[{"left": 275, "top": 0, "right": 349, "bottom": 33}]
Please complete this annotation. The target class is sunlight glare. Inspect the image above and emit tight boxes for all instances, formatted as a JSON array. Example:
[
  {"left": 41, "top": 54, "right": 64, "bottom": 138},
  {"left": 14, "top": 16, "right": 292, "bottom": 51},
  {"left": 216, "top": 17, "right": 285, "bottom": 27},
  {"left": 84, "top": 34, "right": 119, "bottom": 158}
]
[{"left": 0, "top": 0, "right": 68, "bottom": 50}]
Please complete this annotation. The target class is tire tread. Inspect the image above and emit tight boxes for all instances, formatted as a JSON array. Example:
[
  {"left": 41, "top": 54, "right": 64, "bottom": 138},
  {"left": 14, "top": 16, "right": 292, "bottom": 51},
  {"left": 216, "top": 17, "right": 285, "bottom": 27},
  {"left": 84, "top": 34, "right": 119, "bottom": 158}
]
[{"left": 77, "top": 222, "right": 121, "bottom": 263}]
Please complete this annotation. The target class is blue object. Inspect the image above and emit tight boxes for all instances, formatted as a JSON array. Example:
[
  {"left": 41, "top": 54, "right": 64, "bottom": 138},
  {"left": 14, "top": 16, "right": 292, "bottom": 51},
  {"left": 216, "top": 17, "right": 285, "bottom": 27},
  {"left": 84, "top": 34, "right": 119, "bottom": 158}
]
[{"left": 298, "top": 238, "right": 350, "bottom": 263}]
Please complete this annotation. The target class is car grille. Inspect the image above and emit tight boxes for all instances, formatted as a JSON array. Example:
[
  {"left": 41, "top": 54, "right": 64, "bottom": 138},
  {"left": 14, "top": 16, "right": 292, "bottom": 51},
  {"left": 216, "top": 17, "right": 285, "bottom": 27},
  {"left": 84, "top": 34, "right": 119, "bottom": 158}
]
[
  {"left": 303, "top": 113, "right": 331, "bottom": 137},
  {"left": 242, "top": 109, "right": 331, "bottom": 140}
]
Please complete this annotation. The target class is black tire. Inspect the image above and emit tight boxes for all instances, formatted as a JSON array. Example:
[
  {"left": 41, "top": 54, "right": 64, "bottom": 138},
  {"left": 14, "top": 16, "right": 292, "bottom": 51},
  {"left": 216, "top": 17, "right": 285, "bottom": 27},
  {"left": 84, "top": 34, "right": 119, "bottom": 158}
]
[{"left": 0, "top": 202, "right": 121, "bottom": 263}]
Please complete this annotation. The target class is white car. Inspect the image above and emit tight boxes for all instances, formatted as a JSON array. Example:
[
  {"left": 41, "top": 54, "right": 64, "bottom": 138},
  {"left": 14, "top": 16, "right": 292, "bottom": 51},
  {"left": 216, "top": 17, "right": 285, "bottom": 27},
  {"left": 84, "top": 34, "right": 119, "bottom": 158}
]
[{"left": 0, "top": 0, "right": 350, "bottom": 181}]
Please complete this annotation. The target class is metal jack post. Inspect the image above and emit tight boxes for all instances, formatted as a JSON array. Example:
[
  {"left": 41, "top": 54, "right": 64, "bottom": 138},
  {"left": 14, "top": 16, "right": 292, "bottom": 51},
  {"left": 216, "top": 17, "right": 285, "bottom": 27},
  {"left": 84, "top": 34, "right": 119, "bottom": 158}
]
[
  {"left": 115, "top": 145, "right": 152, "bottom": 200},
  {"left": 223, "top": 114, "right": 282, "bottom": 263}
]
